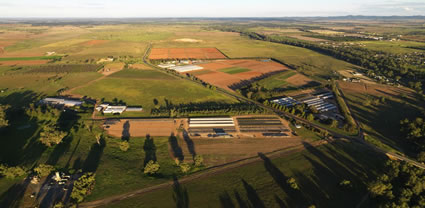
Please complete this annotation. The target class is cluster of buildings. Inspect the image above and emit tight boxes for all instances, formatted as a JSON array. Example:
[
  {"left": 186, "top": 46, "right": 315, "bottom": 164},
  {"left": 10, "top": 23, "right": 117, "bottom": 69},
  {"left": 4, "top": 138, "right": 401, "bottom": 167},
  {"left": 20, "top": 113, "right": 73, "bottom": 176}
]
[
  {"left": 299, "top": 92, "right": 337, "bottom": 113},
  {"left": 96, "top": 103, "right": 142, "bottom": 114},
  {"left": 272, "top": 91, "right": 337, "bottom": 113},
  {"left": 40, "top": 97, "right": 83, "bottom": 107},
  {"left": 158, "top": 63, "right": 204, "bottom": 73}
]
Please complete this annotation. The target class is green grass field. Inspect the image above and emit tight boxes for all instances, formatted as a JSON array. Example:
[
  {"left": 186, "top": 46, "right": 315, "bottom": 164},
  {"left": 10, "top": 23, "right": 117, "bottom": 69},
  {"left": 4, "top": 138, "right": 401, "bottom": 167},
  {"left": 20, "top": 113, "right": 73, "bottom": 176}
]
[
  {"left": 104, "top": 141, "right": 385, "bottom": 208},
  {"left": 74, "top": 70, "right": 237, "bottom": 116},
  {"left": 0, "top": 56, "right": 61, "bottom": 61},
  {"left": 218, "top": 67, "right": 251, "bottom": 74},
  {"left": 109, "top": 69, "right": 175, "bottom": 80},
  {"left": 359, "top": 40, "right": 425, "bottom": 54},
  {"left": 256, "top": 70, "right": 297, "bottom": 90},
  {"left": 343, "top": 90, "right": 425, "bottom": 157}
]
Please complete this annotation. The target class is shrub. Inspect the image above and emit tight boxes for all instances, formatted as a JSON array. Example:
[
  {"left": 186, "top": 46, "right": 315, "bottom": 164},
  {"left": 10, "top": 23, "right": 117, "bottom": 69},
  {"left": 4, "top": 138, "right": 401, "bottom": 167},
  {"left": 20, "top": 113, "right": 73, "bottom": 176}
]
[
  {"left": 119, "top": 141, "right": 130, "bottom": 152},
  {"left": 287, "top": 177, "right": 299, "bottom": 190},
  {"left": 144, "top": 160, "right": 160, "bottom": 175},
  {"left": 193, "top": 155, "right": 203, "bottom": 167},
  {"left": 39, "top": 125, "right": 67, "bottom": 147},
  {"left": 0, "top": 164, "right": 26, "bottom": 179},
  {"left": 180, "top": 163, "right": 191, "bottom": 174},
  {"left": 71, "top": 172, "right": 96, "bottom": 203},
  {"left": 34, "top": 164, "right": 55, "bottom": 177}
]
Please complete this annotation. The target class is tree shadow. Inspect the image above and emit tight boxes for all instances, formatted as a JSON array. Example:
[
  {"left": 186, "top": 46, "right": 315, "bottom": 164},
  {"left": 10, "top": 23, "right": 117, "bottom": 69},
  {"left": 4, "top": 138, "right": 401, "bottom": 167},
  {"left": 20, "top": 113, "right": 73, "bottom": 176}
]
[
  {"left": 219, "top": 191, "right": 235, "bottom": 208},
  {"left": 233, "top": 190, "right": 249, "bottom": 208},
  {"left": 169, "top": 133, "right": 184, "bottom": 161},
  {"left": 72, "top": 156, "right": 82, "bottom": 170},
  {"left": 172, "top": 176, "right": 189, "bottom": 208},
  {"left": 83, "top": 137, "right": 106, "bottom": 172},
  {"left": 182, "top": 130, "right": 196, "bottom": 158},
  {"left": 274, "top": 194, "right": 286, "bottom": 208},
  {"left": 0, "top": 177, "right": 30, "bottom": 208},
  {"left": 143, "top": 134, "right": 157, "bottom": 165},
  {"left": 258, "top": 152, "right": 305, "bottom": 206},
  {"left": 121, "top": 120, "right": 130, "bottom": 141},
  {"left": 46, "top": 133, "right": 74, "bottom": 166},
  {"left": 241, "top": 179, "right": 266, "bottom": 208}
]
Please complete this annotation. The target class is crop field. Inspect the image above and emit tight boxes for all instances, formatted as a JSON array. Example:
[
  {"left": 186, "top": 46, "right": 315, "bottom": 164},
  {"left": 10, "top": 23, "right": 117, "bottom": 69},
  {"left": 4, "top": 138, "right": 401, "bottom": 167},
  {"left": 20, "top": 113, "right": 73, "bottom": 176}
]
[
  {"left": 358, "top": 40, "right": 425, "bottom": 54},
  {"left": 74, "top": 69, "right": 237, "bottom": 116},
  {"left": 149, "top": 48, "right": 226, "bottom": 60},
  {"left": 255, "top": 71, "right": 297, "bottom": 90},
  {"left": 218, "top": 67, "right": 251, "bottom": 74},
  {"left": 192, "top": 59, "right": 289, "bottom": 90},
  {"left": 106, "top": 119, "right": 176, "bottom": 137}
]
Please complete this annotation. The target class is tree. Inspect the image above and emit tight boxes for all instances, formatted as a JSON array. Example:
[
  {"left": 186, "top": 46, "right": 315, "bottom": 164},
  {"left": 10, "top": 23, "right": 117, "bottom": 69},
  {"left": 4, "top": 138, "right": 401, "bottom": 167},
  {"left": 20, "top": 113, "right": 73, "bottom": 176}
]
[
  {"left": 0, "top": 105, "right": 9, "bottom": 128},
  {"left": 193, "top": 155, "right": 203, "bottom": 167},
  {"left": 306, "top": 113, "right": 314, "bottom": 121},
  {"left": 119, "top": 141, "right": 130, "bottom": 152},
  {"left": 39, "top": 124, "right": 67, "bottom": 147},
  {"left": 71, "top": 172, "right": 96, "bottom": 203},
  {"left": 180, "top": 163, "right": 191, "bottom": 174},
  {"left": 287, "top": 178, "right": 299, "bottom": 190},
  {"left": 144, "top": 160, "right": 160, "bottom": 175},
  {"left": 330, "top": 119, "right": 338, "bottom": 128},
  {"left": 34, "top": 164, "right": 55, "bottom": 177},
  {"left": 0, "top": 164, "right": 26, "bottom": 178}
]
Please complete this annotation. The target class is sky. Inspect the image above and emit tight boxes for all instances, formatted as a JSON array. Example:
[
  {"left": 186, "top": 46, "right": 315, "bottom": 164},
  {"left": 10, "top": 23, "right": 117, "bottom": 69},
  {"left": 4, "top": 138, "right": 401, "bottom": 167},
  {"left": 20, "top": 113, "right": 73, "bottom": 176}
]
[{"left": 0, "top": 0, "right": 424, "bottom": 18}]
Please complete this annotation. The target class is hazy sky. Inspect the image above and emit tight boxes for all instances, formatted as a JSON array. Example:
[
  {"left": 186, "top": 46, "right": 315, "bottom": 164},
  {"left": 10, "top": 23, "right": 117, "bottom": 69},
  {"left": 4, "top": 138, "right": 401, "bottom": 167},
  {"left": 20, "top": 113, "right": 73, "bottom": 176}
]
[{"left": 0, "top": 0, "right": 424, "bottom": 17}]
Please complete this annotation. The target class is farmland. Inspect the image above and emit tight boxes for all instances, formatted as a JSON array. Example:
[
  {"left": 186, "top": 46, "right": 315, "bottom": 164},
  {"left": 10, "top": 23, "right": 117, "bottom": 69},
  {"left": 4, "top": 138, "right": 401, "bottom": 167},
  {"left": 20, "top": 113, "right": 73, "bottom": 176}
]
[{"left": 1, "top": 17, "right": 425, "bottom": 208}]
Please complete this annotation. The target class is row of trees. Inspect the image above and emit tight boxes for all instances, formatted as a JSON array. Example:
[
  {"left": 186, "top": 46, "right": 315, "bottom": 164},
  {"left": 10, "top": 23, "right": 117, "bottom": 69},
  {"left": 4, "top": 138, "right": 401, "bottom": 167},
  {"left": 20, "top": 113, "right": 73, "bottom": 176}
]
[
  {"left": 151, "top": 102, "right": 265, "bottom": 117},
  {"left": 401, "top": 117, "right": 425, "bottom": 160}
]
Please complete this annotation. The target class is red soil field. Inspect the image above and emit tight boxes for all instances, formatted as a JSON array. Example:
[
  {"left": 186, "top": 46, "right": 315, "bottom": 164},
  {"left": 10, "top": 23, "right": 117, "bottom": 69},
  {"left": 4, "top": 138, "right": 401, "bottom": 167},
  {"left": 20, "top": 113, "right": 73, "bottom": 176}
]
[
  {"left": 285, "top": 73, "right": 313, "bottom": 86},
  {"left": 106, "top": 119, "right": 177, "bottom": 137},
  {"left": 149, "top": 48, "right": 226, "bottom": 60},
  {"left": 195, "top": 59, "right": 289, "bottom": 91}
]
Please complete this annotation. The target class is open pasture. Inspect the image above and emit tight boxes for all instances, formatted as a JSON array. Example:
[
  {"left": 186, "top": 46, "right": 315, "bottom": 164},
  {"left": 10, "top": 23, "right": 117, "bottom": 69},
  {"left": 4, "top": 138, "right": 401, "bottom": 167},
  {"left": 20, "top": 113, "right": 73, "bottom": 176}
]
[
  {"left": 74, "top": 69, "right": 237, "bottom": 116},
  {"left": 149, "top": 47, "right": 226, "bottom": 60}
]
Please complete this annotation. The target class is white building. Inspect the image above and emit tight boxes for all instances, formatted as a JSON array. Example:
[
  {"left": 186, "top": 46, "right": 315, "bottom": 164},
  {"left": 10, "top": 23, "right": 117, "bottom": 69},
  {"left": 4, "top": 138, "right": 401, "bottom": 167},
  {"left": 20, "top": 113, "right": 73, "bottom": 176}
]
[{"left": 103, "top": 106, "right": 127, "bottom": 114}]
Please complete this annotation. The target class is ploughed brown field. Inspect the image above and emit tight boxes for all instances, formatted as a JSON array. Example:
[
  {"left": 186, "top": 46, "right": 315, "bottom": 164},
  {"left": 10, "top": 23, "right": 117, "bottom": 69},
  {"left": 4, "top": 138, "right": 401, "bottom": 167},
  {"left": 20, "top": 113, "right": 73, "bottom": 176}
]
[
  {"left": 149, "top": 47, "right": 226, "bottom": 59},
  {"left": 193, "top": 59, "right": 289, "bottom": 91},
  {"left": 105, "top": 119, "right": 177, "bottom": 137}
]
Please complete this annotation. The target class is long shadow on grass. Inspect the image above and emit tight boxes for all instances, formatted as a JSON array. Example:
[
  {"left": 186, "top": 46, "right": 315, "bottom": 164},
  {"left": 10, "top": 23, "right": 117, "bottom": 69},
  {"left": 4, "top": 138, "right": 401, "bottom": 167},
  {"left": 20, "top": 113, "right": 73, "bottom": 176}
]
[
  {"left": 143, "top": 134, "right": 157, "bottom": 165},
  {"left": 169, "top": 133, "right": 184, "bottom": 161},
  {"left": 46, "top": 133, "right": 74, "bottom": 166},
  {"left": 121, "top": 121, "right": 130, "bottom": 141},
  {"left": 0, "top": 91, "right": 45, "bottom": 166},
  {"left": 172, "top": 176, "right": 189, "bottom": 208},
  {"left": 219, "top": 191, "right": 235, "bottom": 208},
  {"left": 241, "top": 179, "right": 266, "bottom": 208},
  {"left": 83, "top": 137, "right": 106, "bottom": 172},
  {"left": 0, "top": 177, "right": 30, "bottom": 208},
  {"left": 233, "top": 190, "right": 249, "bottom": 208},
  {"left": 182, "top": 130, "right": 196, "bottom": 158}
]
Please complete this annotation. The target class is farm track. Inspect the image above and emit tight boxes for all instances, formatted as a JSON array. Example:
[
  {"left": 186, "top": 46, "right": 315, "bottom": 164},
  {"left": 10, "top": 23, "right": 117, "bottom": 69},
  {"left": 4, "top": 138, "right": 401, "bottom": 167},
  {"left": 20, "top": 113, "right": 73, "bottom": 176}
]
[{"left": 79, "top": 139, "right": 327, "bottom": 208}]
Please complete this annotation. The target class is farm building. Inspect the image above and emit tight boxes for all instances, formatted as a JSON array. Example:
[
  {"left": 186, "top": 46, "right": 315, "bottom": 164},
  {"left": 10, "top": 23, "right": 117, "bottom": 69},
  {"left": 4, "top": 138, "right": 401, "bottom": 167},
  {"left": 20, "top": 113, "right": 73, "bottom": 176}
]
[
  {"left": 188, "top": 117, "right": 236, "bottom": 137},
  {"left": 169, "top": 65, "right": 204, "bottom": 73},
  {"left": 271, "top": 97, "right": 300, "bottom": 107},
  {"left": 103, "top": 106, "right": 127, "bottom": 114},
  {"left": 126, "top": 106, "right": 143, "bottom": 112},
  {"left": 300, "top": 92, "right": 337, "bottom": 113},
  {"left": 41, "top": 97, "right": 83, "bottom": 107},
  {"left": 158, "top": 64, "right": 176, "bottom": 68}
]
